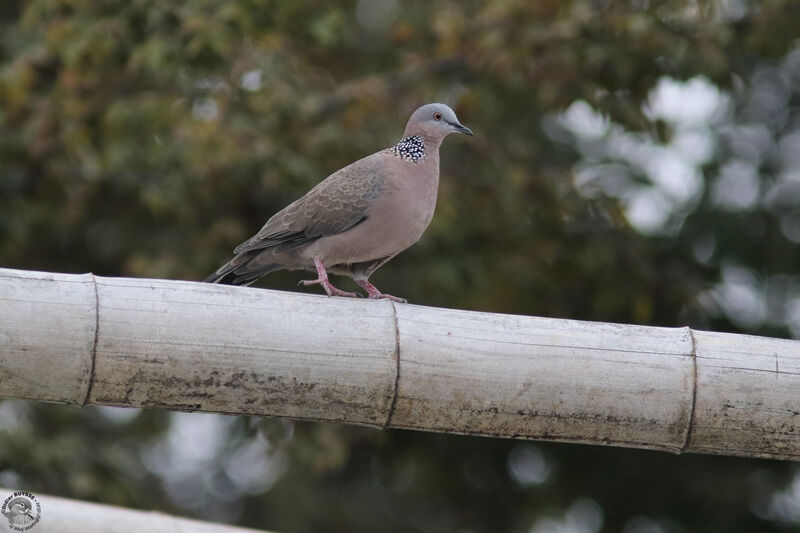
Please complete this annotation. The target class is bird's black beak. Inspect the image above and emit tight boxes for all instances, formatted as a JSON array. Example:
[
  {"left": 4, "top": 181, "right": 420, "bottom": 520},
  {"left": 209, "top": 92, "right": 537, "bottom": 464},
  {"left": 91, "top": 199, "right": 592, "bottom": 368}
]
[{"left": 446, "top": 120, "right": 473, "bottom": 136}]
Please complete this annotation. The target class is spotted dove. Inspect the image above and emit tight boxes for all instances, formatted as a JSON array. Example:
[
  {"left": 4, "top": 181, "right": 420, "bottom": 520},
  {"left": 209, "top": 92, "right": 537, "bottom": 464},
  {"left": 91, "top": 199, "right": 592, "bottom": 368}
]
[{"left": 204, "top": 103, "right": 473, "bottom": 302}]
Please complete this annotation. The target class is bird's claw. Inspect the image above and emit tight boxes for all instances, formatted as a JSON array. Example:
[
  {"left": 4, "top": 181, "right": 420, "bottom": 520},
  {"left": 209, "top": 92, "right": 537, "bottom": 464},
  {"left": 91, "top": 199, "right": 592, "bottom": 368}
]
[
  {"left": 370, "top": 294, "right": 407, "bottom": 304},
  {"left": 354, "top": 280, "right": 406, "bottom": 303},
  {"left": 299, "top": 277, "right": 358, "bottom": 298}
]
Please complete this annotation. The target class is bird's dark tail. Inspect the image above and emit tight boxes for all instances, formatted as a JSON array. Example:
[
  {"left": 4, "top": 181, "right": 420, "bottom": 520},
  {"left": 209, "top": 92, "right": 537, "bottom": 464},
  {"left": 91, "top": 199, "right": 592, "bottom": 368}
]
[
  {"left": 204, "top": 254, "right": 281, "bottom": 287},
  {"left": 203, "top": 268, "right": 245, "bottom": 285}
]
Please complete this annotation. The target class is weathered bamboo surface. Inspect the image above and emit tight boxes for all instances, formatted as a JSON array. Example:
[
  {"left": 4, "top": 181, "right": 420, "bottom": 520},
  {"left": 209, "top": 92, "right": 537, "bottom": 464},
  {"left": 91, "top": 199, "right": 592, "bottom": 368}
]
[
  {"left": 1, "top": 267, "right": 799, "bottom": 461},
  {"left": 0, "top": 487, "right": 271, "bottom": 533}
]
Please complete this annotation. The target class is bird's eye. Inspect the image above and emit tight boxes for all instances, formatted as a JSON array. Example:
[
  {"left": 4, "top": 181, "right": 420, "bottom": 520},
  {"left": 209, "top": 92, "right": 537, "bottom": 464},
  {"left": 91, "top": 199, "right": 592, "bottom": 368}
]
[{"left": 433, "top": 112, "right": 442, "bottom": 121}]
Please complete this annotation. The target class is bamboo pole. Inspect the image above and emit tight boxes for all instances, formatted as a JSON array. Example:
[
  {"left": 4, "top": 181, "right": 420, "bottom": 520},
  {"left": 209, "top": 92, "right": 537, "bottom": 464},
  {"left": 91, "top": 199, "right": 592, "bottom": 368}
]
[
  {"left": 1, "top": 267, "right": 799, "bottom": 461},
  {"left": 0, "top": 487, "right": 271, "bottom": 533}
]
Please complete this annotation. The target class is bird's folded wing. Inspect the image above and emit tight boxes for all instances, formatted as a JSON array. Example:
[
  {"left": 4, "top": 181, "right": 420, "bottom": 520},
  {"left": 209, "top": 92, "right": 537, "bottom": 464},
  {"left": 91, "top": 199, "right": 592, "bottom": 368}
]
[{"left": 233, "top": 155, "right": 386, "bottom": 255}]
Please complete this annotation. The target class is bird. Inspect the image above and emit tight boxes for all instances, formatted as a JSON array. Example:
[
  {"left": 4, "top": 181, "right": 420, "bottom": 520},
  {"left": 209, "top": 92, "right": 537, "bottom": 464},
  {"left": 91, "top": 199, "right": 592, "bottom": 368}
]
[
  {"left": 2, "top": 497, "right": 36, "bottom": 528},
  {"left": 204, "top": 103, "right": 473, "bottom": 302}
]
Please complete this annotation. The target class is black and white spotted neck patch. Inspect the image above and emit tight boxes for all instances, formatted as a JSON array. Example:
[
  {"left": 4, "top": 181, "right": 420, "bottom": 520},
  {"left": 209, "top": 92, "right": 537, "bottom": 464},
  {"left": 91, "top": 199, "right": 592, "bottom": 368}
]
[{"left": 389, "top": 135, "right": 426, "bottom": 163}]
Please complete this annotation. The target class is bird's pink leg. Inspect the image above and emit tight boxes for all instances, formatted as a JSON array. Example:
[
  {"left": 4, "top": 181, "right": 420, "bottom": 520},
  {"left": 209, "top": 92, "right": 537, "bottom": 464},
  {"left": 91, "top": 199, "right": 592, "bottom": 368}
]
[
  {"left": 299, "top": 258, "right": 358, "bottom": 298},
  {"left": 355, "top": 280, "right": 407, "bottom": 303}
]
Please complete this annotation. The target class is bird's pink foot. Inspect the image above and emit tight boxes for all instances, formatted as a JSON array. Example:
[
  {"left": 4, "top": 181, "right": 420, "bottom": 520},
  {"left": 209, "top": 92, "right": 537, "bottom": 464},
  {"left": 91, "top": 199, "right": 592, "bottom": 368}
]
[
  {"left": 300, "top": 258, "right": 358, "bottom": 298},
  {"left": 299, "top": 277, "right": 358, "bottom": 298},
  {"left": 355, "top": 280, "right": 407, "bottom": 303}
]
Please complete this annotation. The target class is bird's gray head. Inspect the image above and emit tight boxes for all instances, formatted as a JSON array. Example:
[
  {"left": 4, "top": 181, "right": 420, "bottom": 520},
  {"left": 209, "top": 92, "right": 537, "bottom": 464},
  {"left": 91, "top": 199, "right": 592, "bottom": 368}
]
[
  {"left": 5, "top": 498, "right": 32, "bottom": 517},
  {"left": 403, "top": 103, "right": 473, "bottom": 141}
]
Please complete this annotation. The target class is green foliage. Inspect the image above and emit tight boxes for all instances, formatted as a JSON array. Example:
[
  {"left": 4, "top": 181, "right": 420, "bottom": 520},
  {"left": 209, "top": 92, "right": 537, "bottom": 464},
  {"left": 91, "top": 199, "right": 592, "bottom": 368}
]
[{"left": 2, "top": 1, "right": 800, "bottom": 531}]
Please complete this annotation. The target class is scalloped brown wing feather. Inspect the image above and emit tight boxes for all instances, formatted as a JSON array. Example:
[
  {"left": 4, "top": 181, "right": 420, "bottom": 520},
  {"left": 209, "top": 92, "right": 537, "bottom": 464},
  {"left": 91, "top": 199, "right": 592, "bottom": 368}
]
[{"left": 232, "top": 154, "right": 385, "bottom": 255}]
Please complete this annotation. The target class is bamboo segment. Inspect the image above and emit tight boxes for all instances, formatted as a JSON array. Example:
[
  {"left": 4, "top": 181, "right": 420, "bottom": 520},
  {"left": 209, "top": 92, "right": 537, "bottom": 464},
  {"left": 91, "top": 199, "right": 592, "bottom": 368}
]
[
  {"left": 89, "top": 276, "right": 398, "bottom": 427},
  {"left": 390, "top": 304, "right": 695, "bottom": 453},
  {"left": 689, "top": 330, "right": 800, "bottom": 459},
  {"left": 0, "top": 269, "right": 95, "bottom": 404}
]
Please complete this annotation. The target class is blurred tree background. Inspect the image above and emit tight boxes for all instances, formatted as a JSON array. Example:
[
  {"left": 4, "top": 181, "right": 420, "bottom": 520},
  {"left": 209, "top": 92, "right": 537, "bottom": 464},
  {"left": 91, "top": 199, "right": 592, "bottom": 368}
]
[{"left": 2, "top": 0, "right": 800, "bottom": 531}]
